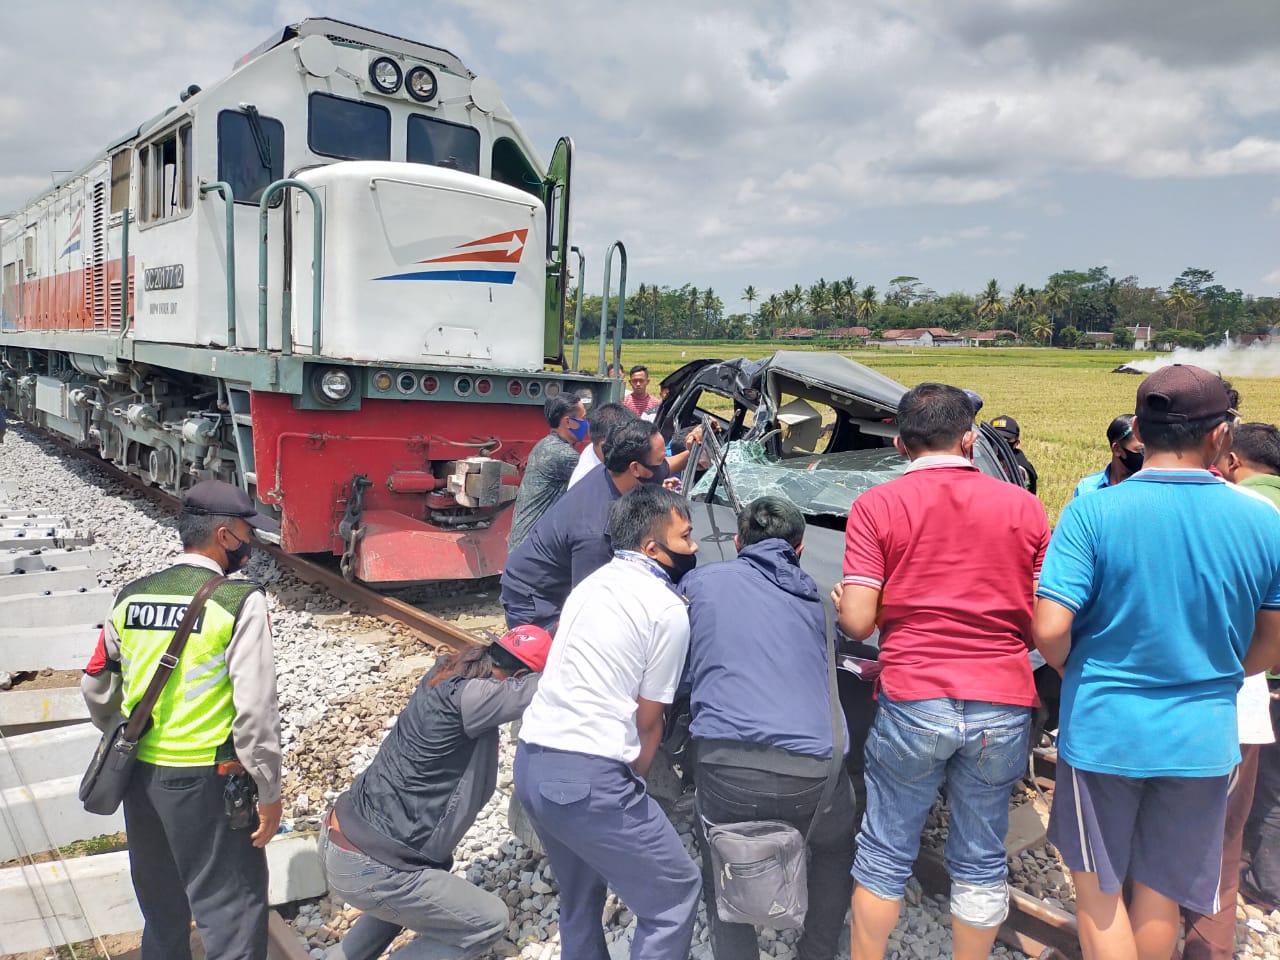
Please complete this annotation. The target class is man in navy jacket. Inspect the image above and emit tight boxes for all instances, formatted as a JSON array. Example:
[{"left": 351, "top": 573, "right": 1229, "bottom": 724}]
[
  {"left": 501, "top": 418, "right": 668, "bottom": 630},
  {"left": 681, "top": 496, "right": 855, "bottom": 960}
]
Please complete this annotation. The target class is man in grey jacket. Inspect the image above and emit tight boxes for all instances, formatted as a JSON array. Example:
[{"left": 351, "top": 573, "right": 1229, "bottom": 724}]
[{"left": 323, "top": 625, "right": 552, "bottom": 960}]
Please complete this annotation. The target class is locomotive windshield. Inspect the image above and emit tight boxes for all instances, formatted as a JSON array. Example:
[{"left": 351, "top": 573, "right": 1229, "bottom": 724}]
[
  {"left": 307, "top": 92, "right": 391, "bottom": 162},
  {"left": 407, "top": 115, "right": 480, "bottom": 175},
  {"left": 217, "top": 109, "right": 284, "bottom": 205}
]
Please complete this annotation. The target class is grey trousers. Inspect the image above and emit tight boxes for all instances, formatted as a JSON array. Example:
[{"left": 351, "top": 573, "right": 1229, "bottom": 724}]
[
  {"left": 321, "top": 824, "right": 509, "bottom": 960},
  {"left": 123, "top": 761, "right": 268, "bottom": 960}
]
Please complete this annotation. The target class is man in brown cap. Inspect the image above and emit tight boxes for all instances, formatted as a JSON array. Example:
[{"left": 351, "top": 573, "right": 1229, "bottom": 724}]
[
  {"left": 1033, "top": 365, "right": 1280, "bottom": 960},
  {"left": 82, "top": 480, "right": 282, "bottom": 960}
]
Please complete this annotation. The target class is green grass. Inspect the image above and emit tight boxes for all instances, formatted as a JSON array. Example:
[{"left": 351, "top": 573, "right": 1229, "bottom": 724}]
[{"left": 584, "top": 339, "right": 1280, "bottom": 523}]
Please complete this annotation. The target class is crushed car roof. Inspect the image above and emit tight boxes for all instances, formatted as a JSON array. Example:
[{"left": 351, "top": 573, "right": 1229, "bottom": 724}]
[{"left": 764, "top": 351, "right": 906, "bottom": 412}]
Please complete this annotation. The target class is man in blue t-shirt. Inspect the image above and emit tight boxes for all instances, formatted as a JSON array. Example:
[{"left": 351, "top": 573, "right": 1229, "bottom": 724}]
[
  {"left": 1071, "top": 413, "right": 1144, "bottom": 498},
  {"left": 1034, "top": 364, "right": 1280, "bottom": 960}
]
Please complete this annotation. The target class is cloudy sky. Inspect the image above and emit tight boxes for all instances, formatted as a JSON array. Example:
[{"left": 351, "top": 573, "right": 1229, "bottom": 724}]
[{"left": 4, "top": 0, "right": 1280, "bottom": 312}]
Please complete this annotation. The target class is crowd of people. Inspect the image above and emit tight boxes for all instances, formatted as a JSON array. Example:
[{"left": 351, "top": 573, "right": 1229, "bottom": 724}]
[{"left": 81, "top": 362, "right": 1280, "bottom": 960}]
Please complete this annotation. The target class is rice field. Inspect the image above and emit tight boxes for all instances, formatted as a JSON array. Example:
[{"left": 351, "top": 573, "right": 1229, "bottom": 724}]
[{"left": 583, "top": 340, "right": 1280, "bottom": 523}]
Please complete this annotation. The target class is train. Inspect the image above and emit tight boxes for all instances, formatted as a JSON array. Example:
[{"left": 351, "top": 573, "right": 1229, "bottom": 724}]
[{"left": 0, "top": 18, "right": 622, "bottom": 585}]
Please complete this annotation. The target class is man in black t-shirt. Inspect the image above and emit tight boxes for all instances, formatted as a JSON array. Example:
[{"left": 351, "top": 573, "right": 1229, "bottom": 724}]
[{"left": 989, "top": 414, "right": 1038, "bottom": 495}]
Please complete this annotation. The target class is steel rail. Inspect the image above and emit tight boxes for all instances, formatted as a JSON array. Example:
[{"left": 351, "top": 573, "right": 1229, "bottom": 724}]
[
  {"left": 912, "top": 847, "right": 1080, "bottom": 960},
  {"left": 46, "top": 435, "right": 479, "bottom": 653}
]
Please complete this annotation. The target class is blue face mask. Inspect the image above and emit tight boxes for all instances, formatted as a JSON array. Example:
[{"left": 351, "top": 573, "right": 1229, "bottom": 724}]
[{"left": 567, "top": 416, "right": 589, "bottom": 443}]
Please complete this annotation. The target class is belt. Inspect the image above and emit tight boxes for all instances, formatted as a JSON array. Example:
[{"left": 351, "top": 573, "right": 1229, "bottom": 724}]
[{"left": 325, "top": 809, "right": 362, "bottom": 855}]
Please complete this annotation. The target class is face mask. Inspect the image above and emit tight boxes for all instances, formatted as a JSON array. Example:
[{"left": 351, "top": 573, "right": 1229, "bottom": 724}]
[
  {"left": 1119, "top": 447, "right": 1144, "bottom": 474},
  {"left": 224, "top": 531, "right": 253, "bottom": 573},
  {"left": 567, "top": 417, "right": 589, "bottom": 443},
  {"left": 637, "top": 458, "right": 670, "bottom": 486},
  {"left": 652, "top": 542, "right": 698, "bottom": 582}
]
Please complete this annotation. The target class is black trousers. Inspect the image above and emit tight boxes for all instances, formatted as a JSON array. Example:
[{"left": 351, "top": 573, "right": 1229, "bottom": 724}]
[
  {"left": 123, "top": 761, "right": 269, "bottom": 960},
  {"left": 1244, "top": 696, "right": 1280, "bottom": 903},
  {"left": 693, "top": 756, "right": 856, "bottom": 960}
]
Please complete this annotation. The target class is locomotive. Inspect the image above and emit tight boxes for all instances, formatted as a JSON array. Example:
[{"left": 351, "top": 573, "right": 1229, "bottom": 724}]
[{"left": 0, "top": 18, "right": 620, "bottom": 585}]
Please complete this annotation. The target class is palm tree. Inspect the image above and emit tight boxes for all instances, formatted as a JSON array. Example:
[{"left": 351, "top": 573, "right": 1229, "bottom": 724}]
[
  {"left": 761, "top": 295, "right": 782, "bottom": 337},
  {"left": 856, "top": 285, "right": 880, "bottom": 321},
  {"left": 742, "top": 285, "right": 758, "bottom": 321},
  {"left": 1165, "top": 285, "right": 1196, "bottom": 330},
  {"left": 702, "top": 287, "right": 719, "bottom": 339},
  {"left": 782, "top": 285, "right": 801, "bottom": 321},
  {"left": 1008, "top": 283, "right": 1035, "bottom": 338},
  {"left": 1029, "top": 314, "right": 1053, "bottom": 345},
  {"left": 1045, "top": 282, "right": 1070, "bottom": 328},
  {"left": 976, "top": 279, "right": 1005, "bottom": 329},
  {"left": 806, "top": 280, "right": 832, "bottom": 327},
  {"left": 686, "top": 286, "right": 700, "bottom": 339}
]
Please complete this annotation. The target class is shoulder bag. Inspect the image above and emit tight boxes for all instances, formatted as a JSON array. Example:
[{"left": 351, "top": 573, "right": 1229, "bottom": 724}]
[
  {"left": 80, "top": 574, "right": 226, "bottom": 815},
  {"left": 700, "top": 618, "right": 846, "bottom": 929}
]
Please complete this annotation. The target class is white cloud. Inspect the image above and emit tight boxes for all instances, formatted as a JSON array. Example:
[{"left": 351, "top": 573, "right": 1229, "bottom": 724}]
[{"left": 6, "top": 0, "right": 1280, "bottom": 308}]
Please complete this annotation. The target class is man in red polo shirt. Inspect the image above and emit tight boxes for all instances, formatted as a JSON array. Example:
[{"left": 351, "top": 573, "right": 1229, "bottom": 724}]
[{"left": 832, "top": 382, "right": 1049, "bottom": 960}]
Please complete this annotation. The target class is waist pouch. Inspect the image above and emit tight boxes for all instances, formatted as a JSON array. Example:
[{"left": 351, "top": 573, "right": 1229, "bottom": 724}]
[{"left": 701, "top": 809, "right": 808, "bottom": 929}]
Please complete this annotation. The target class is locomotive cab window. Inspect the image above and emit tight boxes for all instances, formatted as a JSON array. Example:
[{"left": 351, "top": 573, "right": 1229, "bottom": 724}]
[
  {"left": 109, "top": 150, "right": 130, "bottom": 214},
  {"left": 138, "top": 121, "right": 193, "bottom": 224},
  {"left": 492, "top": 138, "right": 541, "bottom": 198},
  {"left": 407, "top": 115, "right": 480, "bottom": 175},
  {"left": 308, "top": 93, "right": 390, "bottom": 161},
  {"left": 218, "top": 109, "right": 285, "bottom": 204}
]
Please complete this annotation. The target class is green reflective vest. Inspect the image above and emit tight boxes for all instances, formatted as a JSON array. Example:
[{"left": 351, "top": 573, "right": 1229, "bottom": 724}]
[{"left": 113, "top": 564, "right": 260, "bottom": 767}]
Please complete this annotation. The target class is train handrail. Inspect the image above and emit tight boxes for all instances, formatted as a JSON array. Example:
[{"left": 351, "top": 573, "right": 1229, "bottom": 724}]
[
  {"left": 115, "top": 208, "right": 131, "bottom": 349},
  {"left": 598, "top": 240, "right": 627, "bottom": 377},
  {"left": 258, "top": 179, "right": 323, "bottom": 357},
  {"left": 199, "top": 181, "right": 237, "bottom": 348},
  {"left": 568, "top": 246, "right": 586, "bottom": 370}
]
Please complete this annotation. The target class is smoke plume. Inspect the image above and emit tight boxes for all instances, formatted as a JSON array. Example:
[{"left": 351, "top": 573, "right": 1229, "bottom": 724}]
[{"left": 1117, "top": 341, "right": 1280, "bottom": 378}]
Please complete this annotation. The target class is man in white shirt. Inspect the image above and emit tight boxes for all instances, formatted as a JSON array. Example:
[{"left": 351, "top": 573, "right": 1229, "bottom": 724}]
[{"left": 514, "top": 484, "right": 701, "bottom": 960}]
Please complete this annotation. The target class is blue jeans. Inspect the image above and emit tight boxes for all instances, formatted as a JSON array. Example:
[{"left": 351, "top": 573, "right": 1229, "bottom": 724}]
[{"left": 852, "top": 696, "right": 1030, "bottom": 927}]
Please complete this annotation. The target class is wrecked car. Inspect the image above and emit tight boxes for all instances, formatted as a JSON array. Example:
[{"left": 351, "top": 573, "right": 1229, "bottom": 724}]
[{"left": 657, "top": 351, "right": 1027, "bottom": 595}]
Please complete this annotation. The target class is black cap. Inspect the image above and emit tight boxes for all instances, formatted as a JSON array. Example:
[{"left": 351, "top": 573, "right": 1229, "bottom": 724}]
[
  {"left": 180, "top": 479, "right": 280, "bottom": 534},
  {"left": 987, "top": 415, "right": 1019, "bottom": 441},
  {"left": 1136, "top": 364, "right": 1232, "bottom": 424}
]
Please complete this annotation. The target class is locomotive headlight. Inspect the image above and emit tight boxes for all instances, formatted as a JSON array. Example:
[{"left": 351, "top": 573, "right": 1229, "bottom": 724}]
[
  {"left": 318, "top": 368, "right": 354, "bottom": 402},
  {"left": 405, "top": 66, "right": 438, "bottom": 103},
  {"left": 369, "top": 57, "right": 403, "bottom": 94}
]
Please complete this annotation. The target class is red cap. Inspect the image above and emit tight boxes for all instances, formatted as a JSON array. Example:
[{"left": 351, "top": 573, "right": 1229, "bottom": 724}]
[{"left": 494, "top": 625, "right": 553, "bottom": 673}]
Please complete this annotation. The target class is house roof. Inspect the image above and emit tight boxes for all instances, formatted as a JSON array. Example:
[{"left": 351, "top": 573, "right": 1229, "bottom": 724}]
[
  {"left": 778, "top": 327, "right": 816, "bottom": 338},
  {"left": 825, "top": 326, "right": 871, "bottom": 338},
  {"left": 1131, "top": 326, "right": 1154, "bottom": 338},
  {"left": 1084, "top": 331, "right": 1115, "bottom": 341},
  {"left": 955, "top": 329, "right": 1018, "bottom": 340},
  {"left": 878, "top": 327, "right": 959, "bottom": 340}
]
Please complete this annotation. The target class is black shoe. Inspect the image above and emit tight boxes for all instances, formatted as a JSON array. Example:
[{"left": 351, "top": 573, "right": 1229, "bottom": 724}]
[{"left": 1239, "top": 870, "right": 1278, "bottom": 912}]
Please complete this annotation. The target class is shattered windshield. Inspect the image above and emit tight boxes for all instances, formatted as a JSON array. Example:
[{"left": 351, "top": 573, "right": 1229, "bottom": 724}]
[{"left": 691, "top": 440, "right": 907, "bottom": 517}]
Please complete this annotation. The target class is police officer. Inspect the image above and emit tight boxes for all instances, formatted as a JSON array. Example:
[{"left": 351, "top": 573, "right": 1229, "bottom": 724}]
[{"left": 82, "top": 479, "right": 282, "bottom": 960}]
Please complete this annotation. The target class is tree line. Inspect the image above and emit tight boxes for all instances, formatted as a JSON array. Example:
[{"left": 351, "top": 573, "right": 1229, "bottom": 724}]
[{"left": 568, "top": 267, "right": 1280, "bottom": 347}]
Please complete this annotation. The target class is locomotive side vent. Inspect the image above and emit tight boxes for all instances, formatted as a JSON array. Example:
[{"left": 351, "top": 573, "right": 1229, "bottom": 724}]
[{"left": 90, "top": 182, "right": 108, "bottom": 328}]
